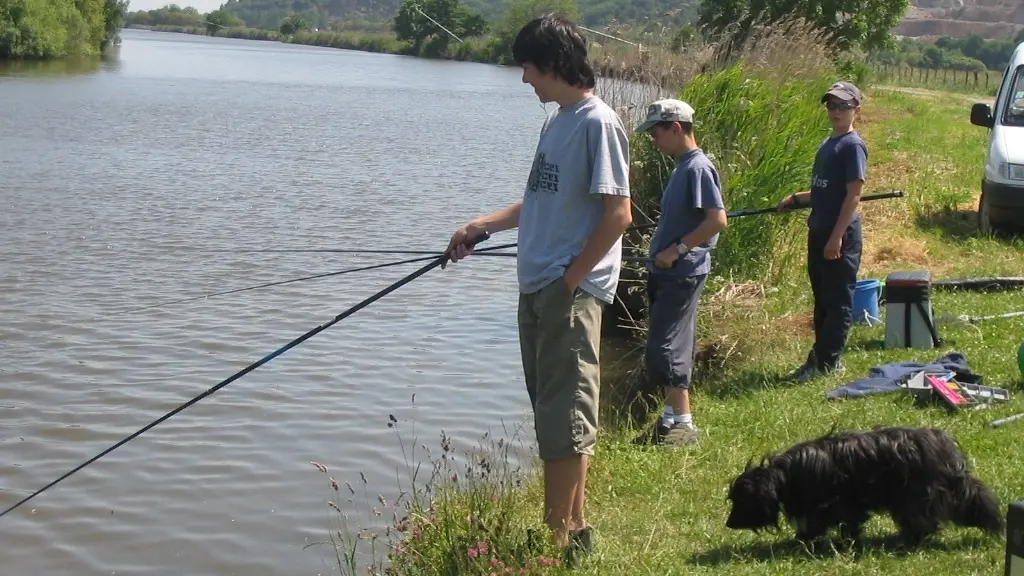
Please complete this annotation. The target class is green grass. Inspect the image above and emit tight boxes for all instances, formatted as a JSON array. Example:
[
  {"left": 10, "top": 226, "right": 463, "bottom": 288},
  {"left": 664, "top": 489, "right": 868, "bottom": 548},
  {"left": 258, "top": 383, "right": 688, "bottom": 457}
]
[{"left": 309, "top": 55, "right": 1024, "bottom": 576}]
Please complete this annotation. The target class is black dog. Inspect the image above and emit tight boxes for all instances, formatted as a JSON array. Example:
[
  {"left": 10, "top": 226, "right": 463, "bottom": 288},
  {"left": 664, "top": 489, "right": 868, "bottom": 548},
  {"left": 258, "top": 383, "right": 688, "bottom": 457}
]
[{"left": 725, "top": 426, "right": 1004, "bottom": 548}]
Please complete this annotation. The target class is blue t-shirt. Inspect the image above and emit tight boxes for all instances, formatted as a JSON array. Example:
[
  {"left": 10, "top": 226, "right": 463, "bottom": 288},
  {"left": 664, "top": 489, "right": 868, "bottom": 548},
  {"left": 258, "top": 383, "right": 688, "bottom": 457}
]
[
  {"left": 808, "top": 131, "right": 868, "bottom": 235},
  {"left": 647, "top": 148, "right": 726, "bottom": 278}
]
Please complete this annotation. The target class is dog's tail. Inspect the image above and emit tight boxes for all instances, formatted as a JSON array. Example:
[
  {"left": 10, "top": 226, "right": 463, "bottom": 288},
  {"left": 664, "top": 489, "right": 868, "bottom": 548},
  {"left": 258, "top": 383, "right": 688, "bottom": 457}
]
[{"left": 950, "top": 474, "right": 1004, "bottom": 535}]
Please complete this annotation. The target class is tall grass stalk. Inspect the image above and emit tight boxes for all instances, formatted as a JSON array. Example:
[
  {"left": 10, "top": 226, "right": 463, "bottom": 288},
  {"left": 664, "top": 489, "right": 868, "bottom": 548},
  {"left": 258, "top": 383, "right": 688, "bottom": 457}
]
[{"left": 309, "top": 400, "right": 569, "bottom": 575}]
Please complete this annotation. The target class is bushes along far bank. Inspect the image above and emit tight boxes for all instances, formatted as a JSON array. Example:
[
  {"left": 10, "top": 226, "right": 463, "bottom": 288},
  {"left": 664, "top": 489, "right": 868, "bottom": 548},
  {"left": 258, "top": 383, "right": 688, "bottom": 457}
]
[{"left": 1, "top": 0, "right": 127, "bottom": 59}]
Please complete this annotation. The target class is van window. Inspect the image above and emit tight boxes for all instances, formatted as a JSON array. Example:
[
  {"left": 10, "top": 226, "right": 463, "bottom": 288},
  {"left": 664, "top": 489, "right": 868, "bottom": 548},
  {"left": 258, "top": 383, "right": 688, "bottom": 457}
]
[{"left": 1003, "top": 65, "right": 1024, "bottom": 127}]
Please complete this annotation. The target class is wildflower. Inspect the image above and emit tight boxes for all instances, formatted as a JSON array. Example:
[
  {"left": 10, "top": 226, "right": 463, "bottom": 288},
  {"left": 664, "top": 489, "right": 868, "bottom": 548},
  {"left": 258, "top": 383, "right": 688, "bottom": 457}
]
[
  {"left": 477, "top": 541, "right": 489, "bottom": 554},
  {"left": 468, "top": 547, "right": 479, "bottom": 558},
  {"left": 490, "top": 558, "right": 500, "bottom": 567}
]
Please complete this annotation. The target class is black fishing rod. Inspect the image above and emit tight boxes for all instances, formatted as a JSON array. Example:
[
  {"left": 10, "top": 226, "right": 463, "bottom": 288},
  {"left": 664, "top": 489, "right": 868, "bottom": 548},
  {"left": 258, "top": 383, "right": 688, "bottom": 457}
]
[
  {"left": 199, "top": 248, "right": 458, "bottom": 256},
  {"left": 476, "top": 252, "right": 653, "bottom": 264},
  {"left": 628, "top": 189, "right": 906, "bottom": 231},
  {"left": 0, "top": 233, "right": 493, "bottom": 521},
  {"left": 102, "top": 242, "right": 518, "bottom": 317}
]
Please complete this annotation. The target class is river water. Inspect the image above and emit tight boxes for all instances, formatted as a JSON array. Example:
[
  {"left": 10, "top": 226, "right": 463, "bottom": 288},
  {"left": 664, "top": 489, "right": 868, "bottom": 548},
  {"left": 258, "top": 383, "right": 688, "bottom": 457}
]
[{"left": 0, "top": 29, "right": 574, "bottom": 575}]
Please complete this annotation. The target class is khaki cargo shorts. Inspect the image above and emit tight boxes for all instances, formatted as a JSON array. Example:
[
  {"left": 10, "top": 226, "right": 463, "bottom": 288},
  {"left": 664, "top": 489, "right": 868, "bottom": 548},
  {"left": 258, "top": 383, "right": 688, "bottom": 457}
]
[{"left": 518, "top": 279, "right": 603, "bottom": 461}]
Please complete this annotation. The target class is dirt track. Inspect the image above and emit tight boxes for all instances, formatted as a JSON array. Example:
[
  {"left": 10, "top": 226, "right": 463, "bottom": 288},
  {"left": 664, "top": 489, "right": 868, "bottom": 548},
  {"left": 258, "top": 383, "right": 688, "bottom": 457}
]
[{"left": 873, "top": 85, "right": 994, "bottom": 104}]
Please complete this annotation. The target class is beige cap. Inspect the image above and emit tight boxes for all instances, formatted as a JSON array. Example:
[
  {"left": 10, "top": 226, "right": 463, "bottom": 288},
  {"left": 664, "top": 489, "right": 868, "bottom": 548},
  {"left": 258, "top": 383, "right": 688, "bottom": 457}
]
[{"left": 635, "top": 99, "right": 695, "bottom": 133}]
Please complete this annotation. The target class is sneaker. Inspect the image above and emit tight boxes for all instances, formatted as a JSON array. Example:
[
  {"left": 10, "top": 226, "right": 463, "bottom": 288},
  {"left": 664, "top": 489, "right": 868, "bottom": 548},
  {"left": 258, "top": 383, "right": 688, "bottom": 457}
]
[
  {"left": 564, "top": 526, "right": 594, "bottom": 567},
  {"left": 786, "top": 362, "right": 818, "bottom": 382},
  {"left": 661, "top": 422, "right": 701, "bottom": 446},
  {"left": 632, "top": 420, "right": 671, "bottom": 445}
]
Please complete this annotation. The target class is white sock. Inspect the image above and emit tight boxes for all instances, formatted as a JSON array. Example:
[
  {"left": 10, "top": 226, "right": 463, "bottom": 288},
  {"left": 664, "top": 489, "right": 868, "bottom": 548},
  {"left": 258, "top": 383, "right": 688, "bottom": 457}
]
[
  {"left": 675, "top": 413, "right": 693, "bottom": 427},
  {"left": 661, "top": 407, "right": 674, "bottom": 427}
]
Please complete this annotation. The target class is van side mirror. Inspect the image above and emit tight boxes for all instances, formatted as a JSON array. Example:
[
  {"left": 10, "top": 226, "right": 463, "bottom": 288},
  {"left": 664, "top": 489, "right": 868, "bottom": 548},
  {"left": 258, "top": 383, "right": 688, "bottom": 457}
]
[{"left": 970, "top": 102, "right": 994, "bottom": 128}]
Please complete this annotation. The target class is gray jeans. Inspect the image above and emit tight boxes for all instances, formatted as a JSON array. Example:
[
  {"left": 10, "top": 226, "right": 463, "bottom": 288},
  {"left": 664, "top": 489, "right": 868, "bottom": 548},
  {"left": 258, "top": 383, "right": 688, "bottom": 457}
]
[{"left": 644, "top": 273, "right": 708, "bottom": 390}]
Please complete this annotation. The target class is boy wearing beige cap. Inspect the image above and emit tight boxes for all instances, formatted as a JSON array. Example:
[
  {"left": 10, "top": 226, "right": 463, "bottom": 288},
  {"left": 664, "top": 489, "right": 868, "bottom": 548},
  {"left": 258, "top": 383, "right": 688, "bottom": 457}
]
[{"left": 634, "top": 99, "right": 727, "bottom": 447}]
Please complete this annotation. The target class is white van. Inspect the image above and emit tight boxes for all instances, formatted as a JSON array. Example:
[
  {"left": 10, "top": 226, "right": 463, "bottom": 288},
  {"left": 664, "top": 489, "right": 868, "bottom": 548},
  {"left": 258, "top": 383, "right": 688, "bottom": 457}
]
[{"left": 969, "top": 41, "right": 1024, "bottom": 233}]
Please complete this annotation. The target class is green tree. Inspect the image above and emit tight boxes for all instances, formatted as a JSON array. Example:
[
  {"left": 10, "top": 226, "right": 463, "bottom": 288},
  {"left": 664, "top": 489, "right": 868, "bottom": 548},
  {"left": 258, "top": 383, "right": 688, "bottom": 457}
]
[
  {"left": 0, "top": 0, "right": 124, "bottom": 59},
  {"left": 670, "top": 23, "right": 697, "bottom": 51},
  {"left": 279, "top": 13, "right": 310, "bottom": 34},
  {"left": 485, "top": 0, "right": 581, "bottom": 63},
  {"left": 698, "top": 0, "right": 910, "bottom": 53},
  {"left": 103, "top": 0, "right": 129, "bottom": 49},
  {"left": 204, "top": 7, "right": 242, "bottom": 35},
  {"left": 392, "top": 0, "right": 487, "bottom": 55}
]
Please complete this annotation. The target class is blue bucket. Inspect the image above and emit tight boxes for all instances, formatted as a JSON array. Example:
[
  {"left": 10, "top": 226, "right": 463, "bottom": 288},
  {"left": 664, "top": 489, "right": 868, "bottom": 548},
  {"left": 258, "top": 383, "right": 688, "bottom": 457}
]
[{"left": 853, "top": 279, "right": 881, "bottom": 325}]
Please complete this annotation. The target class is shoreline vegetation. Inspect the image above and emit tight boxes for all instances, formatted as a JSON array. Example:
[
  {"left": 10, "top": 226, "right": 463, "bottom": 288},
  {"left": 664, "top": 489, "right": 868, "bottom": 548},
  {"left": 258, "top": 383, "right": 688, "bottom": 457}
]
[
  {"left": 122, "top": 21, "right": 678, "bottom": 86},
  {"left": 0, "top": 0, "right": 129, "bottom": 60}
]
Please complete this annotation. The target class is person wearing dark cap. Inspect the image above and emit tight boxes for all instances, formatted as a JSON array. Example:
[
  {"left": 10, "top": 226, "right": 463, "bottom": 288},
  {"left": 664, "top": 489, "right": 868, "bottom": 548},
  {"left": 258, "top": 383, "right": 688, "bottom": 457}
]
[{"left": 778, "top": 80, "right": 867, "bottom": 382}]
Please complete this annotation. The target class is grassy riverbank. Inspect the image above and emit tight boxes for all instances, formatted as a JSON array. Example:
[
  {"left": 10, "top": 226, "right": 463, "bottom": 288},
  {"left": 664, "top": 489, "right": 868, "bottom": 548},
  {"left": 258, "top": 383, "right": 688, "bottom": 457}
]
[{"left": 306, "top": 20, "right": 1024, "bottom": 576}]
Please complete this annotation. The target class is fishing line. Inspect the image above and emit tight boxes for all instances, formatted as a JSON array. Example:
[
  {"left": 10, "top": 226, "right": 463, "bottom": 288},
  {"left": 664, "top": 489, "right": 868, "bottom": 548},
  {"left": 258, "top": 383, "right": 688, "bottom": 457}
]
[
  {"left": 0, "top": 233, "right": 493, "bottom": 520},
  {"left": 196, "top": 191, "right": 906, "bottom": 258},
  {"left": 104, "top": 191, "right": 906, "bottom": 317},
  {"left": 101, "top": 243, "right": 517, "bottom": 317}
]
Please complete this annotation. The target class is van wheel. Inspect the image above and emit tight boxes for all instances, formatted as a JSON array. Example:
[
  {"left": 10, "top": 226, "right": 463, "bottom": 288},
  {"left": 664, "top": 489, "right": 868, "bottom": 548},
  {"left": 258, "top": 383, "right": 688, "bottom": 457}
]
[{"left": 978, "top": 190, "right": 993, "bottom": 235}]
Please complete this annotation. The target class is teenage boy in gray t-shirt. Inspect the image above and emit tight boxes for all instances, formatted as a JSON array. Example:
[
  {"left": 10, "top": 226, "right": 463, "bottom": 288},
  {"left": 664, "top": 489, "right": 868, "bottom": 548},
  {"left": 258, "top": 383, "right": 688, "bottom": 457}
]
[
  {"left": 633, "top": 99, "right": 727, "bottom": 447},
  {"left": 443, "top": 13, "right": 632, "bottom": 565}
]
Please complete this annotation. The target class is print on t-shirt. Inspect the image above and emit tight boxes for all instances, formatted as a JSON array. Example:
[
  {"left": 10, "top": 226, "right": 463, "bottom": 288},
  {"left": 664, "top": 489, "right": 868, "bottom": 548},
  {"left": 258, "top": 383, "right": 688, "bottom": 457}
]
[{"left": 527, "top": 152, "right": 560, "bottom": 194}]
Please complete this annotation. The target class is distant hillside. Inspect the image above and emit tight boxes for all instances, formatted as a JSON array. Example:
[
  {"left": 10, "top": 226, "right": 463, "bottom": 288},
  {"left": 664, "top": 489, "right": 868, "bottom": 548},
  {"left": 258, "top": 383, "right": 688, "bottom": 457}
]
[
  {"left": 221, "top": 0, "right": 696, "bottom": 31},
  {"left": 898, "top": 0, "right": 1024, "bottom": 40}
]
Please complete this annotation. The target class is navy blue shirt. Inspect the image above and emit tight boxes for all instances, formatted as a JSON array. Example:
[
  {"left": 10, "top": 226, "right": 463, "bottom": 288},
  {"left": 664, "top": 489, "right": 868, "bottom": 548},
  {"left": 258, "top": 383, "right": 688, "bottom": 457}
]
[
  {"left": 647, "top": 148, "right": 726, "bottom": 278},
  {"left": 808, "top": 131, "right": 868, "bottom": 235}
]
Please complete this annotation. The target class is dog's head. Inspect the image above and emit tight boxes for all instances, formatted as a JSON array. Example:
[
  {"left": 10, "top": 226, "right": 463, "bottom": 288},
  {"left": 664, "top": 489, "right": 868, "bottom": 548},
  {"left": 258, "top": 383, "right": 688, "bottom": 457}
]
[{"left": 725, "top": 458, "right": 783, "bottom": 532}]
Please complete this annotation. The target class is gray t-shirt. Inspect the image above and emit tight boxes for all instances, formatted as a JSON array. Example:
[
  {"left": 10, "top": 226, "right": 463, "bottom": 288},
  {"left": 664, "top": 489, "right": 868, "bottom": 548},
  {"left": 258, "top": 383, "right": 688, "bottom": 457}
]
[
  {"left": 647, "top": 148, "right": 725, "bottom": 278},
  {"left": 517, "top": 95, "right": 631, "bottom": 304}
]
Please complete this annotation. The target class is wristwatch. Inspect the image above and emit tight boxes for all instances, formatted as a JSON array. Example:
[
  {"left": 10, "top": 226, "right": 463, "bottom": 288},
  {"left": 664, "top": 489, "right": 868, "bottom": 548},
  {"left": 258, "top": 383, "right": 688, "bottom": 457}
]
[{"left": 676, "top": 242, "right": 690, "bottom": 255}]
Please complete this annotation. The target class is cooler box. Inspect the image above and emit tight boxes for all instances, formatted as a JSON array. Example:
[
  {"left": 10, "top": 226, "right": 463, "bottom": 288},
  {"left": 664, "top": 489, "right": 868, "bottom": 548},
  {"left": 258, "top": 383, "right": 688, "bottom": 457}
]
[{"left": 884, "top": 271, "right": 939, "bottom": 349}]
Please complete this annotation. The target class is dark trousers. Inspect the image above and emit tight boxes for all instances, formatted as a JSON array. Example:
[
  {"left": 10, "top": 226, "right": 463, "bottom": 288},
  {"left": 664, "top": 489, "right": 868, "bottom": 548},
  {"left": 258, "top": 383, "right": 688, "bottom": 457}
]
[{"left": 807, "top": 219, "right": 862, "bottom": 370}]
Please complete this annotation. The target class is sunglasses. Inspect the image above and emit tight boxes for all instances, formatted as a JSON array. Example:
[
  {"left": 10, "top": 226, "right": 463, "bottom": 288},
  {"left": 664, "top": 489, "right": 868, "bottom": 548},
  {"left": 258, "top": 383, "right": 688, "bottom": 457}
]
[{"left": 825, "top": 101, "right": 857, "bottom": 111}]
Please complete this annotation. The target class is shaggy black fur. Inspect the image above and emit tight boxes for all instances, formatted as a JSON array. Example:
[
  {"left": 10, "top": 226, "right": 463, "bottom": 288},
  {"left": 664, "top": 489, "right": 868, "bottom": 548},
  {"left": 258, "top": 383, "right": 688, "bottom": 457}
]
[{"left": 725, "top": 426, "right": 1004, "bottom": 548}]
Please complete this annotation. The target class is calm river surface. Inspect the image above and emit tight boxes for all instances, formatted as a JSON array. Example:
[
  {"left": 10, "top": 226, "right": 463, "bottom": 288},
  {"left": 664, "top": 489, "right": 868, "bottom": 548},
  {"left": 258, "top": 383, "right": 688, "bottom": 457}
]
[{"left": 0, "top": 29, "right": 567, "bottom": 574}]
